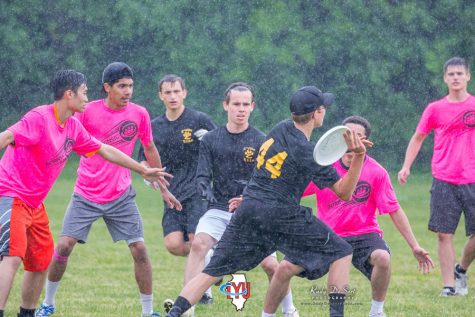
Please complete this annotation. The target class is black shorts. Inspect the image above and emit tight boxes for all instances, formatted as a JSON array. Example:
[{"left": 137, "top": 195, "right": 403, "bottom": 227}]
[
  {"left": 429, "top": 178, "right": 475, "bottom": 235},
  {"left": 343, "top": 232, "right": 390, "bottom": 280},
  {"left": 162, "top": 194, "right": 207, "bottom": 238},
  {"left": 203, "top": 198, "right": 352, "bottom": 280}
]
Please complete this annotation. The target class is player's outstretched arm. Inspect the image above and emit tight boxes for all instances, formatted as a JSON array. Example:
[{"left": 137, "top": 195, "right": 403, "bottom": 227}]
[
  {"left": 331, "top": 130, "right": 371, "bottom": 200},
  {"left": 398, "top": 132, "right": 426, "bottom": 185},
  {"left": 97, "top": 144, "right": 173, "bottom": 184},
  {"left": 389, "top": 208, "right": 434, "bottom": 273},
  {"left": 0, "top": 130, "right": 14, "bottom": 151}
]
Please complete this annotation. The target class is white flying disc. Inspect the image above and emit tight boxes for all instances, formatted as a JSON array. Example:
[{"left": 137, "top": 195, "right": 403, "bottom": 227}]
[{"left": 313, "top": 125, "right": 350, "bottom": 166}]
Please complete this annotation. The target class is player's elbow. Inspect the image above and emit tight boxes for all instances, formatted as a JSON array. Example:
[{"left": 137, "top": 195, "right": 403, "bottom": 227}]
[{"left": 338, "top": 192, "right": 352, "bottom": 201}]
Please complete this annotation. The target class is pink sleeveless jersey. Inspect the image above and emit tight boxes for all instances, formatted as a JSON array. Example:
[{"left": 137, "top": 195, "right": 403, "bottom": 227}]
[
  {"left": 416, "top": 95, "right": 475, "bottom": 184},
  {"left": 302, "top": 156, "right": 400, "bottom": 237},
  {"left": 0, "top": 104, "right": 101, "bottom": 208},
  {"left": 74, "top": 99, "right": 153, "bottom": 203}
]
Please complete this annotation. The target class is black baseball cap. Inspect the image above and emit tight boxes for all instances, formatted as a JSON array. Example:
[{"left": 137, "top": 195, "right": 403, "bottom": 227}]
[
  {"left": 290, "top": 86, "right": 334, "bottom": 115},
  {"left": 102, "top": 62, "right": 133, "bottom": 85}
]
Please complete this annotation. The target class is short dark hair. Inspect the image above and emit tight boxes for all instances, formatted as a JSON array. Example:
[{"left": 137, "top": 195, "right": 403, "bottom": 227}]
[
  {"left": 51, "top": 70, "right": 87, "bottom": 101},
  {"left": 342, "top": 115, "right": 371, "bottom": 138},
  {"left": 292, "top": 112, "right": 314, "bottom": 124},
  {"left": 158, "top": 74, "right": 186, "bottom": 92},
  {"left": 444, "top": 57, "right": 469, "bottom": 73},
  {"left": 224, "top": 82, "right": 254, "bottom": 103}
]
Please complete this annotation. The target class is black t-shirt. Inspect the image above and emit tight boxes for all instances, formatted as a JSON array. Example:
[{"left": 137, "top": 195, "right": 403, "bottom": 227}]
[
  {"left": 138, "top": 107, "right": 216, "bottom": 201},
  {"left": 197, "top": 125, "right": 265, "bottom": 211},
  {"left": 245, "top": 119, "right": 340, "bottom": 207}
]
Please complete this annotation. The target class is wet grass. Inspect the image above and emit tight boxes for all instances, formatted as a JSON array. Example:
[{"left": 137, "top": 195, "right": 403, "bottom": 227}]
[{"left": 4, "top": 165, "right": 473, "bottom": 316}]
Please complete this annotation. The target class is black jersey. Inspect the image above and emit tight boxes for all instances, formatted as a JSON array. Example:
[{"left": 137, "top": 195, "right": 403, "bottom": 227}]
[
  {"left": 245, "top": 119, "right": 340, "bottom": 207},
  {"left": 197, "top": 125, "right": 265, "bottom": 211},
  {"left": 138, "top": 107, "right": 216, "bottom": 201}
]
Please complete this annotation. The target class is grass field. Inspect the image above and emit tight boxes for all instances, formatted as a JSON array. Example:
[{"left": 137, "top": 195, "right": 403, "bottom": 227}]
[{"left": 4, "top": 162, "right": 474, "bottom": 316}]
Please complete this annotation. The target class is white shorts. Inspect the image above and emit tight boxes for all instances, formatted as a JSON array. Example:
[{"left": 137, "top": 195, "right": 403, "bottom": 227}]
[{"left": 195, "top": 208, "right": 232, "bottom": 241}]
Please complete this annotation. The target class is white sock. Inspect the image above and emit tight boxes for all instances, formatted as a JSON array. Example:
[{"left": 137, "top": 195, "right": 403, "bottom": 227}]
[
  {"left": 281, "top": 289, "right": 296, "bottom": 313},
  {"left": 43, "top": 280, "right": 60, "bottom": 306},
  {"left": 140, "top": 293, "right": 153, "bottom": 314},
  {"left": 369, "top": 299, "right": 384, "bottom": 315},
  {"left": 205, "top": 286, "right": 213, "bottom": 297},
  {"left": 262, "top": 312, "right": 276, "bottom": 317}
]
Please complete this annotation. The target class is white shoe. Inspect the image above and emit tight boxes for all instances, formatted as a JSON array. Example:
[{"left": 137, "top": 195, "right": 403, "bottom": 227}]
[
  {"left": 369, "top": 312, "right": 386, "bottom": 317},
  {"left": 455, "top": 264, "right": 468, "bottom": 296},
  {"left": 283, "top": 309, "right": 299, "bottom": 317}
]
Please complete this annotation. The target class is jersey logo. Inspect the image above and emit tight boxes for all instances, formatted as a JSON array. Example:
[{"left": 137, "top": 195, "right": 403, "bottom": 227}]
[
  {"left": 46, "top": 137, "right": 75, "bottom": 167},
  {"left": 243, "top": 147, "right": 256, "bottom": 163},
  {"left": 352, "top": 181, "right": 371, "bottom": 203},
  {"left": 462, "top": 110, "right": 475, "bottom": 128},
  {"left": 181, "top": 128, "right": 193, "bottom": 143},
  {"left": 102, "top": 120, "right": 138, "bottom": 146}
]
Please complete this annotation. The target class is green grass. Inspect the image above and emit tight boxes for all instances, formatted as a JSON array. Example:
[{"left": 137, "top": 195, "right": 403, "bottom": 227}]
[{"left": 4, "top": 165, "right": 474, "bottom": 316}]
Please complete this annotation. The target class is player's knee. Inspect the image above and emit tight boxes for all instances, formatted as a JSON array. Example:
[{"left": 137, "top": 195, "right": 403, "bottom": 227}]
[
  {"left": 164, "top": 238, "right": 188, "bottom": 256},
  {"left": 55, "top": 238, "right": 76, "bottom": 258},
  {"left": 190, "top": 237, "right": 211, "bottom": 257},
  {"left": 129, "top": 241, "right": 150, "bottom": 262},
  {"left": 437, "top": 232, "right": 453, "bottom": 244},
  {"left": 275, "top": 260, "right": 299, "bottom": 279},
  {"left": 371, "top": 250, "right": 390, "bottom": 269},
  {"left": 260, "top": 257, "right": 278, "bottom": 278}
]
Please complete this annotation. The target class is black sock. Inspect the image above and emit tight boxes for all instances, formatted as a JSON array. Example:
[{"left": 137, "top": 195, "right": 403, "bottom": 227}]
[
  {"left": 166, "top": 296, "right": 192, "bottom": 317},
  {"left": 329, "top": 293, "right": 346, "bottom": 317},
  {"left": 455, "top": 264, "right": 467, "bottom": 274},
  {"left": 0, "top": 309, "right": 4, "bottom": 317},
  {"left": 18, "top": 307, "right": 35, "bottom": 317}
]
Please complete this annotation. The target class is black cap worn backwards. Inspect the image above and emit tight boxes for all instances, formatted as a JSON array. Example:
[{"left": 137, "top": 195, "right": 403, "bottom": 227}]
[
  {"left": 102, "top": 62, "right": 133, "bottom": 84},
  {"left": 289, "top": 86, "right": 335, "bottom": 115}
]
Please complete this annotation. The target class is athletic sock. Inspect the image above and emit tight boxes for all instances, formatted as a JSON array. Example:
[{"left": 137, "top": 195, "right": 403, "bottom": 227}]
[
  {"left": 167, "top": 296, "right": 192, "bottom": 317},
  {"left": 0, "top": 309, "right": 4, "bottom": 317},
  {"left": 369, "top": 299, "right": 384, "bottom": 315},
  {"left": 261, "top": 312, "right": 276, "bottom": 317},
  {"left": 44, "top": 280, "right": 60, "bottom": 306},
  {"left": 455, "top": 264, "right": 467, "bottom": 274},
  {"left": 18, "top": 307, "right": 35, "bottom": 317},
  {"left": 281, "top": 289, "right": 296, "bottom": 313},
  {"left": 140, "top": 293, "right": 153, "bottom": 314},
  {"left": 444, "top": 286, "right": 456, "bottom": 292},
  {"left": 329, "top": 293, "right": 346, "bottom": 317}
]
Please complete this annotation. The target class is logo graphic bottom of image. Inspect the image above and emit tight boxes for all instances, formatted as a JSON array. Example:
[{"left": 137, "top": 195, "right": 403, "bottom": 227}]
[{"left": 219, "top": 273, "right": 251, "bottom": 311}]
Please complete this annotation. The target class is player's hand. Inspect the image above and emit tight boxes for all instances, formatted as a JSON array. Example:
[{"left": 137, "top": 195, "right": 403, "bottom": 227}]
[
  {"left": 228, "top": 195, "right": 243, "bottom": 213},
  {"left": 142, "top": 167, "right": 172, "bottom": 187},
  {"left": 343, "top": 130, "right": 373, "bottom": 156},
  {"left": 412, "top": 246, "right": 434, "bottom": 274},
  {"left": 198, "top": 181, "right": 217, "bottom": 204},
  {"left": 161, "top": 188, "right": 183, "bottom": 211},
  {"left": 194, "top": 129, "right": 208, "bottom": 141},
  {"left": 398, "top": 167, "right": 410, "bottom": 185}
]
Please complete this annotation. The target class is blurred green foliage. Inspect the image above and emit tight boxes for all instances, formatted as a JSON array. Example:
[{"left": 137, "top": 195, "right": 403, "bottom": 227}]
[{"left": 1, "top": 0, "right": 474, "bottom": 170}]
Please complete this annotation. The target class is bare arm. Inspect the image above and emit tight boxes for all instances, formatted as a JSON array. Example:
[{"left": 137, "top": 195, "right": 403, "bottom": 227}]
[
  {"left": 398, "top": 132, "right": 426, "bottom": 185},
  {"left": 142, "top": 141, "right": 162, "bottom": 168},
  {"left": 389, "top": 208, "right": 434, "bottom": 273},
  {"left": 0, "top": 131, "right": 14, "bottom": 150},
  {"left": 330, "top": 130, "right": 371, "bottom": 200},
  {"left": 97, "top": 144, "right": 172, "bottom": 182}
]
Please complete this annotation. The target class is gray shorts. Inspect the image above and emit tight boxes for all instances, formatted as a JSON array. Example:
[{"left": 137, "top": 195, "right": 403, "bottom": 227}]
[
  {"left": 60, "top": 187, "right": 144, "bottom": 244},
  {"left": 429, "top": 178, "right": 475, "bottom": 235}
]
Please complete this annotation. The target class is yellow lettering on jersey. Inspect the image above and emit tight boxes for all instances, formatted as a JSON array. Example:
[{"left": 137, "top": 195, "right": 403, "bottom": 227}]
[
  {"left": 257, "top": 138, "right": 274, "bottom": 169},
  {"left": 181, "top": 128, "right": 193, "bottom": 143},
  {"left": 243, "top": 147, "right": 256, "bottom": 163},
  {"left": 256, "top": 138, "right": 288, "bottom": 179}
]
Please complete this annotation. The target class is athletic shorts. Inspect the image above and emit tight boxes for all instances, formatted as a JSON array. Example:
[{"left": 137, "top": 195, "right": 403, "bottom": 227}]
[
  {"left": 195, "top": 208, "right": 232, "bottom": 241},
  {"left": 343, "top": 232, "right": 390, "bottom": 280},
  {"left": 162, "top": 194, "right": 207, "bottom": 237},
  {"left": 429, "top": 178, "right": 475, "bottom": 235},
  {"left": 0, "top": 196, "right": 54, "bottom": 272},
  {"left": 61, "top": 187, "right": 144, "bottom": 244},
  {"left": 204, "top": 198, "right": 352, "bottom": 280}
]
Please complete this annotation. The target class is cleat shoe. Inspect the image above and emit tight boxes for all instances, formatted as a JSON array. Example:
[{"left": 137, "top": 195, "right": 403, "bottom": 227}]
[
  {"left": 440, "top": 287, "right": 457, "bottom": 296},
  {"left": 142, "top": 311, "right": 161, "bottom": 317},
  {"left": 35, "top": 304, "right": 55, "bottom": 317},
  {"left": 284, "top": 309, "right": 300, "bottom": 317},
  {"left": 199, "top": 293, "right": 213, "bottom": 305},
  {"left": 454, "top": 264, "right": 468, "bottom": 296},
  {"left": 369, "top": 312, "right": 386, "bottom": 317},
  {"left": 163, "top": 299, "right": 174, "bottom": 313}
]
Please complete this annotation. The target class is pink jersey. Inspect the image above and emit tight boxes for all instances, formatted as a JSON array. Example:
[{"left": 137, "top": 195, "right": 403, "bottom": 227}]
[
  {"left": 416, "top": 95, "right": 475, "bottom": 184},
  {"left": 0, "top": 104, "right": 101, "bottom": 208},
  {"left": 74, "top": 99, "right": 153, "bottom": 203},
  {"left": 303, "top": 156, "right": 400, "bottom": 237}
]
